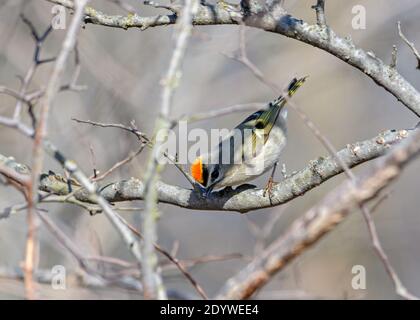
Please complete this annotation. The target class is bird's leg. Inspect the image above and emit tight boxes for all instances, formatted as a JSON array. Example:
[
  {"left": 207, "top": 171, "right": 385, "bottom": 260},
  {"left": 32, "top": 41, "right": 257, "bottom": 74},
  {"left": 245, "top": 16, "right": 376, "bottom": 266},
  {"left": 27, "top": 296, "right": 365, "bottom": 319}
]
[{"left": 263, "top": 162, "right": 280, "bottom": 198}]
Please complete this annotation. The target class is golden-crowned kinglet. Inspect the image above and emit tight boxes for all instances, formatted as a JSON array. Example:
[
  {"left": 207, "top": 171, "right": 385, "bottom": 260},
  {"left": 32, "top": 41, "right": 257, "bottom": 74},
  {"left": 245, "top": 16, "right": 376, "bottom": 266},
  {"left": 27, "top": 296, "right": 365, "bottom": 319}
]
[{"left": 191, "top": 76, "right": 307, "bottom": 196}]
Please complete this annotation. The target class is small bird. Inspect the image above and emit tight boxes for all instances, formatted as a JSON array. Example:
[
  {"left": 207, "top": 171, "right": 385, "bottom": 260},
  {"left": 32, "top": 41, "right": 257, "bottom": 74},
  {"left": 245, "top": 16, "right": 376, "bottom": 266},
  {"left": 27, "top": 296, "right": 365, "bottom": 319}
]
[{"left": 190, "top": 76, "right": 307, "bottom": 196}]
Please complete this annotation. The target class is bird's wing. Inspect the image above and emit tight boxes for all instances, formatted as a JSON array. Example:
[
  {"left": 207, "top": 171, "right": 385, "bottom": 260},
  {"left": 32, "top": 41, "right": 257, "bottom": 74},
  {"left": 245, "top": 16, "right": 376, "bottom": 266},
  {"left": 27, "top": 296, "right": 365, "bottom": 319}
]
[{"left": 237, "top": 103, "right": 283, "bottom": 154}]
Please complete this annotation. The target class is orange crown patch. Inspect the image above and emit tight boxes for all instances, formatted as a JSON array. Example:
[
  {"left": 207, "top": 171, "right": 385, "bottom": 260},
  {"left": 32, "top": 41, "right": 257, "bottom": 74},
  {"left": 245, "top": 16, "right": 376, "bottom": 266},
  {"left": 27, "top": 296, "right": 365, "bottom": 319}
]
[{"left": 191, "top": 157, "right": 204, "bottom": 184}]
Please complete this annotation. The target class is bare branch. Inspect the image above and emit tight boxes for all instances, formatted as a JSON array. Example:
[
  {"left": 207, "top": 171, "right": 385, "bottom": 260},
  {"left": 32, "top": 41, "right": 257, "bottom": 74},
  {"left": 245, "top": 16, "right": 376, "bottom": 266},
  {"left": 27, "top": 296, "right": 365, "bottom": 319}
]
[
  {"left": 359, "top": 203, "right": 417, "bottom": 299},
  {"left": 229, "top": 28, "right": 416, "bottom": 300},
  {"left": 397, "top": 21, "right": 420, "bottom": 70},
  {"left": 59, "top": 46, "right": 87, "bottom": 92},
  {"left": 1, "top": 128, "right": 413, "bottom": 212},
  {"left": 107, "top": 0, "right": 138, "bottom": 13},
  {"left": 92, "top": 147, "right": 145, "bottom": 182},
  {"left": 223, "top": 25, "right": 278, "bottom": 93},
  {"left": 311, "top": 0, "right": 326, "bottom": 26},
  {"left": 44, "top": 0, "right": 420, "bottom": 117}
]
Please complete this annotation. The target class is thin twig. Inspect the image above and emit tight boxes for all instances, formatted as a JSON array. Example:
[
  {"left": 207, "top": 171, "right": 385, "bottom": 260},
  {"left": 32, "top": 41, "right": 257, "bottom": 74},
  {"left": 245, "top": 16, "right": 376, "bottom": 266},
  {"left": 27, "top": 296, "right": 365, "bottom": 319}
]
[
  {"left": 397, "top": 21, "right": 420, "bottom": 70},
  {"left": 24, "top": 0, "right": 88, "bottom": 300},
  {"left": 72, "top": 118, "right": 196, "bottom": 187},
  {"left": 59, "top": 45, "right": 87, "bottom": 92},
  {"left": 311, "top": 0, "right": 326, "bottom": 26},
  {"left": 390, "top": 45, "right": 398, "bottom": 69},
  {"left": 15, "top": 15, "right": 53, "bottom": 124},
  {"left": 92, "top": 146, "right": 146, "bottom": 182},
  {"left": 222, "top": 25, "right": 278, "bottom": 93}
]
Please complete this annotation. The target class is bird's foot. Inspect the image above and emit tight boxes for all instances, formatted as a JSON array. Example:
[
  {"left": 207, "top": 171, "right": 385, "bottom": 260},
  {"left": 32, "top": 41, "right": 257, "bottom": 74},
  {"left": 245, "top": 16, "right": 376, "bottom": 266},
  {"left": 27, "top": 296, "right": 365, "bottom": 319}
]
[{"left": 263, "top": 176, "right": 278, "bottom": 198}]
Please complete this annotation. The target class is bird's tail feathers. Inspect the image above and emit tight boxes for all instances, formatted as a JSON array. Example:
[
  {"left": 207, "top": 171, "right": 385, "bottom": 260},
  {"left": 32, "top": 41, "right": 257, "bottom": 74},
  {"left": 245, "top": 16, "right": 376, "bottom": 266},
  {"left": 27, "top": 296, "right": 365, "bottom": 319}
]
[{"left": 272, "top": 76, "right": 308, "bottom": 107}]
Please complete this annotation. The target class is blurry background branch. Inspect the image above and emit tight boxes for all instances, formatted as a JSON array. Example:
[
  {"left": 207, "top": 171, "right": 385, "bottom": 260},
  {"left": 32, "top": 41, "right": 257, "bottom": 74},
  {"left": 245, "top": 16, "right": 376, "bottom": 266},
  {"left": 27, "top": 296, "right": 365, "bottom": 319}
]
[{"left": 140, "top": 0, "right": 198, "bottom": 300}]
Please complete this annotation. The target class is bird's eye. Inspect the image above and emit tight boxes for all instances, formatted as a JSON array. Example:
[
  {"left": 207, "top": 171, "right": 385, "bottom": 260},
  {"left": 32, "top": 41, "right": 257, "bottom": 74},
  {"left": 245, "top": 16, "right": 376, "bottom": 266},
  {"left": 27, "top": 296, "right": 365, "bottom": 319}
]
[{"left": 211, "top": 169, "right": 219, "bottom": 180}]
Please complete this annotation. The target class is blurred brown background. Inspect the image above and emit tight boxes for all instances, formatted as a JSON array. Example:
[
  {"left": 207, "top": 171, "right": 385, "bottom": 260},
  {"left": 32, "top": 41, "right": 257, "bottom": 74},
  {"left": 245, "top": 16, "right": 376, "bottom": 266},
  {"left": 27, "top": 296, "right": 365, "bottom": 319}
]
[{"left": 0, "top": 0, "right": 419, "bottom": 299}]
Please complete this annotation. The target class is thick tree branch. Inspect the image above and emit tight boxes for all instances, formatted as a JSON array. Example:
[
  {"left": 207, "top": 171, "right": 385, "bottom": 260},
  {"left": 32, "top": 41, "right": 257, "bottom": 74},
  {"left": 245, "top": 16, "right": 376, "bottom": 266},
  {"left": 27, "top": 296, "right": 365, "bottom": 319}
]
[{"left": 1, "top": 128, "right": 413, "bottom": 213}]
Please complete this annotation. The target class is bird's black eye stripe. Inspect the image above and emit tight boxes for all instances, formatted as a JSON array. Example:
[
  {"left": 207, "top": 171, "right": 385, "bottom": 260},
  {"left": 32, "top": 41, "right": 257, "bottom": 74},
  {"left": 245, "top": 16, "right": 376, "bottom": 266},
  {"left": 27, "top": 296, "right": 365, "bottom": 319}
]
[
  {"left": 255, "top": 120, "right": 265, "bottom": 129},
  {"left": 202, "top": 165, "right": 209, "bottom": 187},
  {"left": 211, "top": 168, "right": 219, "bottom": 179}
]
